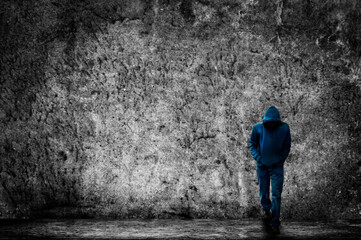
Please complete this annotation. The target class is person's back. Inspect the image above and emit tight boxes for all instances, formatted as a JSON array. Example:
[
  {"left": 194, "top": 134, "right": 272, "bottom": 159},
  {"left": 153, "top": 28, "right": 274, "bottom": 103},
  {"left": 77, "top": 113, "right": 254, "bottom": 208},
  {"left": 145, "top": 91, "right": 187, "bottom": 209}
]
[{"left": 249, "top": 106, "right": 291, "bottom": 234}]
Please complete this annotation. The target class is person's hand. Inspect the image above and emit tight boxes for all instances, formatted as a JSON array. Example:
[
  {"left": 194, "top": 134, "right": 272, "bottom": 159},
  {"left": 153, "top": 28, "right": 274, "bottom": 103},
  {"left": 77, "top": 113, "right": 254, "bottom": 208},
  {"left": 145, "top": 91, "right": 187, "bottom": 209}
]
[
  {"left": 258, "top": 164, "right": 268, "bottom": 169},
  {"left": 257, "top": 158, "right": 268, "bottom": 169}
]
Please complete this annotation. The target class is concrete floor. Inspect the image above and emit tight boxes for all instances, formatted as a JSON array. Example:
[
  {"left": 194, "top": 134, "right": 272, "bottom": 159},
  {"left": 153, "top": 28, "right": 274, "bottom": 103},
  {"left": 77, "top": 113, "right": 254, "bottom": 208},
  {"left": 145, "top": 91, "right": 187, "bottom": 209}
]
[{"left": 0, "top": 219, "right": 360, "bottom": 239}]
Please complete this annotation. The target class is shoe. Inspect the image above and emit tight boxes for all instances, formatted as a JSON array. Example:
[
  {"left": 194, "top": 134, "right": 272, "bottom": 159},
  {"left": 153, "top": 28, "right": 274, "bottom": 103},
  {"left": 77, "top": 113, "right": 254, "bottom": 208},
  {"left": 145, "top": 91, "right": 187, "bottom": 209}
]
[
  {"left": 271, "top": 226, "right": 280, "bottom": 234},
  {"left": 263, "top": 210, "right": 271, "bottom": 221}
]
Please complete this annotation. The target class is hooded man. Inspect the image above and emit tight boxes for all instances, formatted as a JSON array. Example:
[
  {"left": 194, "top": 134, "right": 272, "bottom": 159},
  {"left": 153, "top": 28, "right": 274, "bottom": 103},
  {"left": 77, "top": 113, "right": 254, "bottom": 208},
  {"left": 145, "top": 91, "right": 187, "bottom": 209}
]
[{"left": 249, "top": 106, "right": 291, "bottom": 234}]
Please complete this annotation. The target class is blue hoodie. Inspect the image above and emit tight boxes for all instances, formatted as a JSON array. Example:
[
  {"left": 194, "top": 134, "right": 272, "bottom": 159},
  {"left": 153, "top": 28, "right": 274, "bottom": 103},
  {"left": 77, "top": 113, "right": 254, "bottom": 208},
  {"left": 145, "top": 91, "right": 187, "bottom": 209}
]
[{"left": 250, "top": 106, "right": 291, "bottom": 168}]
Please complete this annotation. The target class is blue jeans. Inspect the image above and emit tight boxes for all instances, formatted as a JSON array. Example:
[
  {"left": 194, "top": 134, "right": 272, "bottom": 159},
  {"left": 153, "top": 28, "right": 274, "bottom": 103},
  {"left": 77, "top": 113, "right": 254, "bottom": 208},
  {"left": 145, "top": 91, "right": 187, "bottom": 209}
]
[{"left": 257, "top": 166, "right": 284, "bottom": 227}]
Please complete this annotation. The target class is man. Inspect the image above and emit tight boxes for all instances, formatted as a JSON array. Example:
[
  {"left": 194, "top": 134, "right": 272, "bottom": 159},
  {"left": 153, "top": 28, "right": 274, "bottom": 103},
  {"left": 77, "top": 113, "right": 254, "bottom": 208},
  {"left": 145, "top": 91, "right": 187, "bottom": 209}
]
[{"left": 249, "top": 106, "right": 291, "bottom": 234}]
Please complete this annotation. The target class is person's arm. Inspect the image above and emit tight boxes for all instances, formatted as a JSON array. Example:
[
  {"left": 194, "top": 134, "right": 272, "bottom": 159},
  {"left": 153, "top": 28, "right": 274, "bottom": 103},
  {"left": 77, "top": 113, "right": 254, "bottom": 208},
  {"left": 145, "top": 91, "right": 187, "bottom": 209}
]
[
  {"left": 250, "top": 125, "right": 261, "bottom": 164},
  {"left": 280, "top": 125, "right": 291, "bottom": 164}
]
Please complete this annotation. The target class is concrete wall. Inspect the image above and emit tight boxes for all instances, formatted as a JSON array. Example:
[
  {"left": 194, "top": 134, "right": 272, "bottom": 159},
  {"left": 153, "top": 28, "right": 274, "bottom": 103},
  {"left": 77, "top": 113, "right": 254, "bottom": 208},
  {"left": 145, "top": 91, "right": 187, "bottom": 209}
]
[{"left": 0, "top": 0, "right": 360, "bottom": 219}]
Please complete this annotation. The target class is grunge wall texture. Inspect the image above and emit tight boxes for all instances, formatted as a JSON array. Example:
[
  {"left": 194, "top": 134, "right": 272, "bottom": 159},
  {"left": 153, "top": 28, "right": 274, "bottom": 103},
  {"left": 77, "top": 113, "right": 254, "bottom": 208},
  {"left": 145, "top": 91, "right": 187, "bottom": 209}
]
[{"left": 1, "top": 0, "right": 361, "bottom": 219}]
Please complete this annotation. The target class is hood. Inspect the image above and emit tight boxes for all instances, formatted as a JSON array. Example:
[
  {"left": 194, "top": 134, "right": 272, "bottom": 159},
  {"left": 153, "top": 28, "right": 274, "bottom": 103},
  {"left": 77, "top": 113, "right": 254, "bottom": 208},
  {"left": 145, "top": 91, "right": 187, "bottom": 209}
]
[{"left": 263, "top": 106, "right": 281, "bottom": 124}]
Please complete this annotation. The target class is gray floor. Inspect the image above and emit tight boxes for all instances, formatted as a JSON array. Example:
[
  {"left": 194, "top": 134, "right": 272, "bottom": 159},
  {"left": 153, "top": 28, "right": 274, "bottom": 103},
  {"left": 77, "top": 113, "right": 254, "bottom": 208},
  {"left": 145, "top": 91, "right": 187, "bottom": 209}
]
[{"left": 0, "top": 219, "right": 360, "bottom": 239}]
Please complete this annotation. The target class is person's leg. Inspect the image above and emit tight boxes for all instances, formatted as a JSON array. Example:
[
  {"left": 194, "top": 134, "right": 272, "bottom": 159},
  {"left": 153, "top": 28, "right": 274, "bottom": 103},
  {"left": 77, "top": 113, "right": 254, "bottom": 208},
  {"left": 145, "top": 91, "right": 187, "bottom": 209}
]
[
  {"left": 257, "top": 167, "right": 271, "bottom": 212},
  {"left": 270, "top": 166, "right": 284, "bottom": 227}
]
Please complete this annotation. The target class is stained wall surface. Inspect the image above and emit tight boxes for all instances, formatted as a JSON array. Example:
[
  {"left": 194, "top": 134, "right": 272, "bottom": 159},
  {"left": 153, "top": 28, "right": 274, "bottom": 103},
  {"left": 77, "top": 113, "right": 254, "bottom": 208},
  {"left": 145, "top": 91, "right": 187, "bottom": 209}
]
[{"left": 0, "top": 0, "right": 360, "bottom": 219}]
